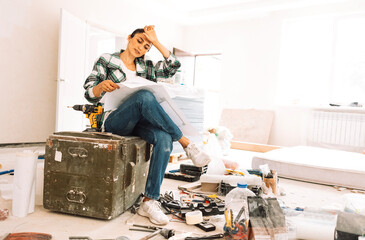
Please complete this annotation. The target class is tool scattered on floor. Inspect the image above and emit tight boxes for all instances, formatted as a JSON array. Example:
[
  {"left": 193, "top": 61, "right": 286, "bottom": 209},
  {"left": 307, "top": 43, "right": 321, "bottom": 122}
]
[
  {"left": 130, "top": 194, "right": 144, "bottom": 214},
  {"left": 223, "top": 208, "right": 248, "bottom": 240},
  {"left": 165, "top": 163, "right": 208, "bottom": 182},
  {"left": 195, "top": 221, "right": 216, "bottom": 232},
  {"left": 180, "top": 164, "right": 207, "bottom": 176},
  {"left": 184, "top": 233, "right": 224, "bottom": 240},
  {"left": 129, "top": 224, "right": 175, "bottom": 240},
  {"left": 159, "top": 191, "right": 225, "bottom": 219},
  {"left": 164, "top": 172, "right": 200, "bottom": 182},
  {"left": 69, "top": 238, "right": 93, "bottom": 240},
  {"left": 180, "top": 202, "right": 225, "bottom": 217},
  {"left": 225, "top": 169, "right": 245, "bottom": 176},
  {"left": 69, "top": 236, "right": 130, "bottom": 240},
  {"left": 219, "top": 181, "right": 262, "bottom": 196},
  {"left": 0, "top": 169, "right": 14, "bottom": 176}
]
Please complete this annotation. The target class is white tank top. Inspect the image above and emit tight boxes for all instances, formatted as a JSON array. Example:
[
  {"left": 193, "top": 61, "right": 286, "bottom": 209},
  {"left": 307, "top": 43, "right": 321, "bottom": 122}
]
[
  {"left": 103, "top": 60, "right": 149, "bottom": 112},
  {"left": 120, "top": 60, "right": 137, "bottom": 81}
]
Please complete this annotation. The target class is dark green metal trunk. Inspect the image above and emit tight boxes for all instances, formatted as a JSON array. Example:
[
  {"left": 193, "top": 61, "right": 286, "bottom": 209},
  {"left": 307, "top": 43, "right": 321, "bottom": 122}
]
[{"left": 43, "top": 131, "right": 151, "bottom": 220}]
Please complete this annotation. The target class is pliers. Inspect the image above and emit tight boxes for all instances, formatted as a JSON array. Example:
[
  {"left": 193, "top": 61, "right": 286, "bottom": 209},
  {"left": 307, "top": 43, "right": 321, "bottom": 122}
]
[{"left": 224, "top": 209, "right": 237, "bottom": 235}]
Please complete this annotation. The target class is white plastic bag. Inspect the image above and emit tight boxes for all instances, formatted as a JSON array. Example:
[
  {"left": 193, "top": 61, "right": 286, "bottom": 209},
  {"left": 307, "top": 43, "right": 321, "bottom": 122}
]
[
  {"left": 203, "top": 133, "right": 223, "bottom": 158},
  {"left": 342, "top": 193, "right": 365, "bottom": 215},
  {"left": 215, "top": 126, "right": 233, "bottom": 156},
  {"left": 203, "top": 133, "right": 226, "bottom": 175}
]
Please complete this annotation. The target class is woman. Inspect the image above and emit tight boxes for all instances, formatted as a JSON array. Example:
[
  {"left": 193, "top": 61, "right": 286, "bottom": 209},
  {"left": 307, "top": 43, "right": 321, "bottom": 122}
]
[{"left": 83, "top": 25, "right": 211, "bottom": 225}]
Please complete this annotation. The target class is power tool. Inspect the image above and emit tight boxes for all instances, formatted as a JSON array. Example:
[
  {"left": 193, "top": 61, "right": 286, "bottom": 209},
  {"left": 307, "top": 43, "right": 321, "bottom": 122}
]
[{"left": 68, "top": 104, "right": 103, "bottom": 132}]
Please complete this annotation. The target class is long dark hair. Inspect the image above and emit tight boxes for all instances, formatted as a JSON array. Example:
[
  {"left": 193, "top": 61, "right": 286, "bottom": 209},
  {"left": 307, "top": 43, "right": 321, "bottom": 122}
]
[
  {"left": 131, "top": 28, "right": 144, "bottom": 38},
  {"left": 130, "top": 28, "right": 146, "bottom": 60}
]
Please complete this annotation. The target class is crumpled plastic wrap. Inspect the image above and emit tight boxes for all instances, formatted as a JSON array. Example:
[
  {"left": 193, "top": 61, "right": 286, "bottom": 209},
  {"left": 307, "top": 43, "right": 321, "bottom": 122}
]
[
  {"left": 0, "top": 208, "right": 9, "bottom": 221},
  {"left": 248, "top": 197, "right": 288, "bottom": 239}
]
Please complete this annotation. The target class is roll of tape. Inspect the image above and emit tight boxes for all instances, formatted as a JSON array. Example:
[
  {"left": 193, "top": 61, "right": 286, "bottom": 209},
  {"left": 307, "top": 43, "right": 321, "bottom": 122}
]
[{"left": 186, "top": 210, "right": 203, "bottom": 225}]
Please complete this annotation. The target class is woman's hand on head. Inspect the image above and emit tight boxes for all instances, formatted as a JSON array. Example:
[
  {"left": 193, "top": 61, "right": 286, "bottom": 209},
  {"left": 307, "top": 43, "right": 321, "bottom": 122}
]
[
  {"left": 143, "top": 25, "right": 158, "bottom": 45},
  {"left": 101, "top": 80, "right": 120, "bottom": 92}
]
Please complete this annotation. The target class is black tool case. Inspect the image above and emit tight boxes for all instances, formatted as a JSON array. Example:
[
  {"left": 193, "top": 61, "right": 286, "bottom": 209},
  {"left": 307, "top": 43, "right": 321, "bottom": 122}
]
[{"left": 43, "top": 131, "right": 151, "bottom": 220}]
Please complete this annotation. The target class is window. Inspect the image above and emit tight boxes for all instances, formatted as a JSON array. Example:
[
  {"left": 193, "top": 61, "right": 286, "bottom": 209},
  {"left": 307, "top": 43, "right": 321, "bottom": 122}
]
[
  {"left": 194, "top": 55, "right": 222, "bottom": 91},
  {"left": 332, "top": 16, "right": 365, "bottom": 104},
  {"left": 194, "top": 54, "right": 222, "bottom": 127},
  {"left": 276, "top": 14, "right": 365, "bottom": 107}
]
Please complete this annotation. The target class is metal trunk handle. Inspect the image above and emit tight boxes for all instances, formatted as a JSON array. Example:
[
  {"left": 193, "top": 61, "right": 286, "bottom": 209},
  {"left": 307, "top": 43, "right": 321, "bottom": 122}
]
[
  {"left": 66, "top": 189, "right": 87, "bottom": 204},
  {"left": 126, "top": 162, "right": 136, "bottom": 187},
  {"left": 68, "top": 147, "right": 88, "bottom": 158}
]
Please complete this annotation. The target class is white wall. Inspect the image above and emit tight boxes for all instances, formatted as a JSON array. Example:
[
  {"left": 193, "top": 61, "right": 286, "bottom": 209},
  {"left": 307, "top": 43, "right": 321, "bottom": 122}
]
[
  {"left": 0, "top": 0, "right": 184, "bottom": 144},
  {"left": 182, "top": 0, "right": 365, "bottom": 146}
]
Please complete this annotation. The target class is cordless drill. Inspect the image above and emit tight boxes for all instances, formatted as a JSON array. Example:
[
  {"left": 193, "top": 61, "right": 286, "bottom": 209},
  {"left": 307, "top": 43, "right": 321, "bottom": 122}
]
[{"left": 69, "top": 104, "right": 103, "bottom": 132}]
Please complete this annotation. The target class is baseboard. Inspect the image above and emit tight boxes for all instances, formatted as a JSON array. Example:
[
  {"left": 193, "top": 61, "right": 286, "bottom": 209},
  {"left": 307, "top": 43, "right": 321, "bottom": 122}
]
[{"left": 0, "top": 142, "right": 46, "bottom": 148}]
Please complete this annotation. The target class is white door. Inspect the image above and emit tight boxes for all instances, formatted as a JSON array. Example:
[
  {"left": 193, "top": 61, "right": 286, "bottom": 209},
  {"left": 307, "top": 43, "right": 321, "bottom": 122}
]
[
  {"left": 55, "top": 9, "right": 87, "bottom": 132},
  {"left": 55, "top": 10, "right": 127, "bottom": 132}
]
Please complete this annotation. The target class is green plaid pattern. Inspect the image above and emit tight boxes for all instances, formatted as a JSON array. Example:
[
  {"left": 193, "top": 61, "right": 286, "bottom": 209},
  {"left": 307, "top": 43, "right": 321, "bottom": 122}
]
[{"left": 84, "top": 49, "right": 181, "bottom": 103}]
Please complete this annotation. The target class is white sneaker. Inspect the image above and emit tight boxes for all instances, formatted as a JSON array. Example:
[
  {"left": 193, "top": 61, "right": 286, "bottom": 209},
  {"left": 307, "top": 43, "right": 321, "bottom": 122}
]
[
  {"left": 184, "top": 143, "right": 211, "bottom": 167},
  {"left": 137, "top": 200, "right": 169, "bottom": 225}
]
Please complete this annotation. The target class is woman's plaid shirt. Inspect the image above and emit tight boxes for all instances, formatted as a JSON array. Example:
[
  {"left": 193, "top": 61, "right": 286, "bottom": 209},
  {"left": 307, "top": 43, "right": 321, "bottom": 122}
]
[
  {"left": 84, "top": 49, "right": 181, "bottom": 103},
  {"left": 83, "top": 49, "right": 181, "bottom": 129}
]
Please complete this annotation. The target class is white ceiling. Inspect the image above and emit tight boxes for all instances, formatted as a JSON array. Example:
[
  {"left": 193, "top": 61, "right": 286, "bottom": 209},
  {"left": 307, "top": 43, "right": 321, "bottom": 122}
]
[{"left": 151, "top": 0, "right": 349, "bottom": 25}]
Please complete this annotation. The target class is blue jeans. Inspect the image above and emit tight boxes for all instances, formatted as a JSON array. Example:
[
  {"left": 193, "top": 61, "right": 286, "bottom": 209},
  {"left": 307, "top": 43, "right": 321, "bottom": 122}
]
[{"left": 104, "top": 90, "right": 183, "bottom": 200}]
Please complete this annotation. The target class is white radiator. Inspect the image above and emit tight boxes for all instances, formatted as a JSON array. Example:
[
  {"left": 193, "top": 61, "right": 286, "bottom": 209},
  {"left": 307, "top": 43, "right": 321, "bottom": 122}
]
[{"left": 307, "top": 109, "right": 365, "bottom": 152}]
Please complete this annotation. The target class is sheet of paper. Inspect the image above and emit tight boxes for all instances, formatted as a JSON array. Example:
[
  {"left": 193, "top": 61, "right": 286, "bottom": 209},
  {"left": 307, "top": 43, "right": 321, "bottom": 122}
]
[{"left": 103, "top": 77, "right": 198, "bottom": 136}]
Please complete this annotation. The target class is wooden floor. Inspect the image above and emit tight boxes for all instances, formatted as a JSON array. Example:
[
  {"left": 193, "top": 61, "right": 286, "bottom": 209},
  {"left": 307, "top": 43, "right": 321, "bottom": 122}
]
[{"left": 0, "top": 146, "right": 355, "bottom": 240}]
